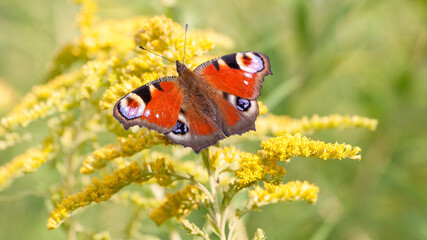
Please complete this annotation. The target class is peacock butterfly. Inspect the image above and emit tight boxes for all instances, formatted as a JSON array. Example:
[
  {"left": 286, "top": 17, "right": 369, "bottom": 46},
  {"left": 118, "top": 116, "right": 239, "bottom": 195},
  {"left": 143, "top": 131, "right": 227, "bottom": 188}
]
[{"left": 113, "top": 46, "right": 272, "bottom": 153}]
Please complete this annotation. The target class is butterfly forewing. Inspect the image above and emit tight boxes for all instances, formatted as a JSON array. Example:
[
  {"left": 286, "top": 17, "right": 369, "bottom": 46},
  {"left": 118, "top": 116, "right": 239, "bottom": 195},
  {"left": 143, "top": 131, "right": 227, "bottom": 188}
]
[
  {"left": 194, "top": 51, "right": 272, "bottom": 100},
  {"left": 113, "top": 76, "right": 183, "bottom": 133}
]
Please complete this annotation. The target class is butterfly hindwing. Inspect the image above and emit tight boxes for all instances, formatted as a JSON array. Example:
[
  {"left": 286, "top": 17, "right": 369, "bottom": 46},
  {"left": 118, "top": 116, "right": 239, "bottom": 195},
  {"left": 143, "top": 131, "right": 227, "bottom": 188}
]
[
  {"left": 166, "top": 106, "right": 223, "bottom": 153},
  {"left": 218, "top": 92, "right": 259, "bottom": 136},
  {"left": 113, "top": 76, "right": 183, "bottom": 133},
  {"left": 194, "top": 51, "right": 272, "bottom": 100}
]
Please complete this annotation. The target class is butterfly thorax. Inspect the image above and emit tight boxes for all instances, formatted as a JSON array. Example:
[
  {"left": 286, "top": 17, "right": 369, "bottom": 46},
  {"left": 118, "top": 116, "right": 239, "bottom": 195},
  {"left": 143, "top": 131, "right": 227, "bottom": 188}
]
[{"left": 175, "top": 61, "right": 218, "bottom": 121}]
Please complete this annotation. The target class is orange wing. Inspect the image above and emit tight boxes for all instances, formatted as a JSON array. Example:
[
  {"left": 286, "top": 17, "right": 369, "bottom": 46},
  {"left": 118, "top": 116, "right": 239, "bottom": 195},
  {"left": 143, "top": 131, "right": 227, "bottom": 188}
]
[
  {"left": 194, "top": 52, "right": 272, "bottom": 100},
  {"left": 113, "top": 77, "right": 183, "bottom": 133}
]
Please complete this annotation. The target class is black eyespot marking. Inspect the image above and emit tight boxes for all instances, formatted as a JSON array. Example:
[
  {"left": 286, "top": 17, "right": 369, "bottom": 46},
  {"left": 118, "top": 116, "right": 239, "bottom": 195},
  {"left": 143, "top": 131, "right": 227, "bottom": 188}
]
[
  {"left": 222, "top": 53, "right": 239, "bottom": 69},
  {"left": 133, "top": 85, "right": 151, "bottom": 104},
  {"left": 172, "top": 121, "right": 189, "bottom": 135},
  {"left": 236, "top": 97, "right": 251, "bottom": 111},
  {"left": 153, "top": 82, "right": 163, "bottom": 91},
  {"left": 212, "top": 60, "right": 220, "bottom": 71}
]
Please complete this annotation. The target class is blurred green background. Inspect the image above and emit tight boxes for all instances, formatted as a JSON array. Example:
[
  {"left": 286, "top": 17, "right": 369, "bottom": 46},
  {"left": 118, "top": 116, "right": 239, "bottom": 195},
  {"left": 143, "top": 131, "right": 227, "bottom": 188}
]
[{"left": 1, "top": 0, "right": 426, "bottom": 239}]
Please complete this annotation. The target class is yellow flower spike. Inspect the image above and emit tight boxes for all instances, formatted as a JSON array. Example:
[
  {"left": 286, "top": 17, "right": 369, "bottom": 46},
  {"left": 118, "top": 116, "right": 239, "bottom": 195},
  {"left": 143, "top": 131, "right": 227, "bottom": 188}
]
[
  {"left": 299, "top": 114, "right": 378, "bottom": 132},
  {"left": 0, "top": 71, "right": 83, "bottom": 131},
  {"left": 249, "top": 181, "right": 319, "bottom": 208},
  {"left": 49, "top": 161, "right": 154, "bottom": 230},
  {"left": 0, "top": 140, "right": 54, "bottom": 190},
  {"left": 234, "top": 152, "right": 287, "bottom": 188},
  {"left": 149, "top": 185, "right": 209, "bottom": 225},
  {"left": 258, "top": 101, "right": 268, "bottom": 115},
  {"left": 149, "top": 157, "right": 176, "bottom": 186},
  {"left": 74, "top": 0, "right": 98, "bottom": 33},
  {"left": 261, "top": 133, "right": 362, "bottom": 162},
  {"left": 256, "top": 114, "right": 378, "bottom": 136},
  {"left": 209, "top": 146, "right": 242, "bottom": 172},
  {"left": 0, "top": 132, "right": 32, "bottom": 151},
  {"left": 234, "top": 153, "right": 264, "bottom": 188},
  {"left": 80, "top": 130, "right": 169, "bottom": 174},
  {"left": 80, "top": 60, "right": 110, "bottom": 98}
]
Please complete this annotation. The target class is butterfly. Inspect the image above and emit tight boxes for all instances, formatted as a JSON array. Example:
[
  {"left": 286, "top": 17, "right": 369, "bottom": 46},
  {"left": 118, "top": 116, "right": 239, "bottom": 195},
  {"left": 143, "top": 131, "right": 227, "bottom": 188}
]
[{"left": 113, "top": 50, "right": 272, "bottom": 153}]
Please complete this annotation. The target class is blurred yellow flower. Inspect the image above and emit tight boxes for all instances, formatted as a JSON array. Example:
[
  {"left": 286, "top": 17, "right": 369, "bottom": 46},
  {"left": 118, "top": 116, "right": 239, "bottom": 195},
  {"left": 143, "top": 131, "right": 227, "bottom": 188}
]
[
  {"left": 249, "top": 181, "right": 319, "bottom": 207},
  {"left": 256, "top": 114, "right": 378, "bottom": 136},
  {"left": 0, "top": 139, "right": 53, "bottom": 190},
  {"left": 261, "top": 133, "right": 361, "bottom": 162},
  {"left": 149, "top": 185, "right": 209, "bottom": 225},
  {"left": 80, "top": 130, "right": 169, "bottom": 174}
]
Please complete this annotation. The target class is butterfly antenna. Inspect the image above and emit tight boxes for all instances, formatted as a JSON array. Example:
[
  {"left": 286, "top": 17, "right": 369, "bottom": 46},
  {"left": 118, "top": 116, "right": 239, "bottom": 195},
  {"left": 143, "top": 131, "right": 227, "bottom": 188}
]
[
  {"left": 182, "top": 24, "right": 188, "bottom": 64},
  {"left": 139, "top": 46, "right": 174, "bottom": 63}
]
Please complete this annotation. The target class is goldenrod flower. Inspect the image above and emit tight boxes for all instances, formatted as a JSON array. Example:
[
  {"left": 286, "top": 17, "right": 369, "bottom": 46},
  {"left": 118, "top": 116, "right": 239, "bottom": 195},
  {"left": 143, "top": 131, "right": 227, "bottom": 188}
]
[
  {"left": 149, "top": 185, "right": 209, "bottom": 225},
  {"left": 0, "top": 71, "right": 82, "bottom": 131},
  {"left": 80, "top": 130, "right": 169, "bottom": 174},
  {"left": 249, "top": 181, "right": 319, "bottom": 208},
  {"left": 209, "top": 146, "right": 242, "bottom": 172},
  {"left": 48, "top": 160, "right": 178, "bottom": 229},
  {"left": 234, "top": 152, "right": 286, "bottom": 188},
  {"left": 256, "top": 114, "right": 378, "bottom": 136},
  {"left": 235, "top": 153, "right": 265, "bottom": 187},
  {"left": 74, "top": 0, "right": 98, "bottom": 33},
  {"left": 0, "top": 132, "right": 32, "bottom": 151},
  {"left": 261, "top": 133, "right": 361, "bottom": 162},
  {"left": 0, "top": 140, "right": 53, "bottom": 190},
  {"left": 258, "top": 102, "right": 268, "bottom": 115}
]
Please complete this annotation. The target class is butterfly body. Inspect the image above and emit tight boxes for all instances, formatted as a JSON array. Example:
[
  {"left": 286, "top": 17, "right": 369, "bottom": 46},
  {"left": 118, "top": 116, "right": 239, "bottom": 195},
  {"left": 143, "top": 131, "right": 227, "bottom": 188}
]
[{"left": 114, "top": 52, "right": 272, "bottom": 153}]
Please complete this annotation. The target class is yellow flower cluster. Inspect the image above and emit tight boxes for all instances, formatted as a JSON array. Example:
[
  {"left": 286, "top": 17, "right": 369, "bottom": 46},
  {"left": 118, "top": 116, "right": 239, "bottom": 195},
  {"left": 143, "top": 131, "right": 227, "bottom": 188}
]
[
  {"left": 235, "top": 152, "right": 286, "bottom": 188},
  {"left": 258, "top": 102, "right": 269, "bottom": 115},
  {"left": 0, "top": 140, "right": 53, "bottom": 190},
  {"left": 256, "top": 114, "right": 378, "bottom": 136},
  {"left": 0, "top": 132, "right": 32, "bottom": 151},
  {"left": 48, "top": 159, "right": 178, "bottom": 229},
  {"left": 234, "top": 133, "right": 361, "bottom": 188},
  {"left": 261, "top": 133, "right": 361, "bottom": 162},
  {"left": 249, "top": 181, "right": 319, "bottom": 208},
  {"left": 149, "top": 185, "right": 209, "bottom": 225},
  {"left": 48, "top": 161, "right": 143, "bottom": 230},
  {"left": 148, "top": 157, "right": 177, "bottom": 186},
  {"left": 0, "top": 71, "right": 82, "bottom": 131},
  {"left": 80, "top": 130, "right": 169, "bottom": 174},
  {"left": 209, "top": 146, "right": 242, "bottom": 172},
  {"left": 74, "top": 0, "right": 98, "bottom": 33}
]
